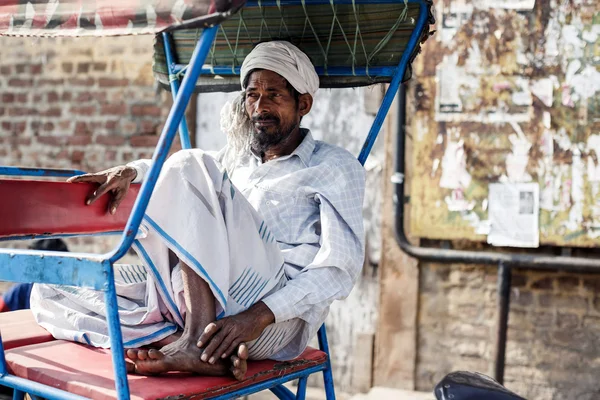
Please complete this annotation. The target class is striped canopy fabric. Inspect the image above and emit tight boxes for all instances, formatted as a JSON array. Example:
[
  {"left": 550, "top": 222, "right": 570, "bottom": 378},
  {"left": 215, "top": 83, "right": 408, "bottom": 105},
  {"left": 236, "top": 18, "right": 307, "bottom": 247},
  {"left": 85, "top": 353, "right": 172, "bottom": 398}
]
[
  {"left": 153, "top": 0, "right": 435, "bottom": 90},
  {"left": 0, "top": 0, "right": 245, "bottom": 37}
]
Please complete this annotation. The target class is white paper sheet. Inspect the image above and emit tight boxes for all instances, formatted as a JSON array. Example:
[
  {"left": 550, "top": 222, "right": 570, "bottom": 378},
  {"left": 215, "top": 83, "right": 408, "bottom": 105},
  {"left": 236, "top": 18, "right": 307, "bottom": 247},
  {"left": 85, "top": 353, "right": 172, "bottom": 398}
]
[{"left": 487, "top": 183, "right": 540, "bottom": 248}]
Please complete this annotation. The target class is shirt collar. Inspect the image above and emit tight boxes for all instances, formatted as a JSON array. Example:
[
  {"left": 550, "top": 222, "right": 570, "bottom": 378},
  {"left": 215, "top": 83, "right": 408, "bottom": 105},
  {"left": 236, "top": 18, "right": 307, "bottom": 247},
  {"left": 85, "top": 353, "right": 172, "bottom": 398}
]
[
  {"left": 250, "top": 129, "right": 315, "bottom": 167},
  {"left": 291, "top": 129, "right": 315, "bottom": 167}
]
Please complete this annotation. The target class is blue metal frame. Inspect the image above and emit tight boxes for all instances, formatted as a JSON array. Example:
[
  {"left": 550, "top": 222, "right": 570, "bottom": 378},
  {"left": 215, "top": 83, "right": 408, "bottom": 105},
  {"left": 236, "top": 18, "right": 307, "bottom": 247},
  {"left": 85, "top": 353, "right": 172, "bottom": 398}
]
[
  {"left": 0, "top": 250, "right": 108, "bottom": 289},
  {"left": 0, "top": 231, "right": 125, "bottom": 243},
  {"left": 0, "top": 25, "right": 220, "bottom": 400},
  {"left": 162, "top": 32, "right": 193, "bottom": 150},
  {"left": 174, "top": 65, "right": 399, "bottom": 78},
  {"left": 357, "top": 0, "right": 430, "bottom": 165},
  {"left": 0, "top": 0, "right": 430, "bottom": 398},
  {"left": 0, "top": 166, "right": 86, "bottom": 177},
  {"left": 107, "top": 25, "right": 219, "bottom": 264}
]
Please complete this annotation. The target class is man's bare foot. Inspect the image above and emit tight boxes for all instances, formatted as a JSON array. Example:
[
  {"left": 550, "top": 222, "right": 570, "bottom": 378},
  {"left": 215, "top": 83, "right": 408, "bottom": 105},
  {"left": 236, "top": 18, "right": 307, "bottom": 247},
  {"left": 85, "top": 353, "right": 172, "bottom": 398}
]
[
  {"left": 150, "top": 330, "right": 182, "bottom": 348},
  {"left": 230, "top": 343, "right": 249, "bottom": 381},
  {"left": 126, "top": 335, "right": 228, "bottom": 376}
]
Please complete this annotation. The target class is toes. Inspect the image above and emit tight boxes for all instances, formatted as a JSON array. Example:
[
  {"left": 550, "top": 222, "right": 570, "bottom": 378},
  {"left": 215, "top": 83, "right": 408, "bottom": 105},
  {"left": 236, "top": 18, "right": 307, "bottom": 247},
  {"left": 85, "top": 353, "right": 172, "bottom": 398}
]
[
  {"left": 126, "top": 349, "right": 139, "bottom": 361},
  {"left": 230, "top": 366, "right": 245, "bottom": 381},
  {"left": 148, "top": 349, "right": 164, "bottom": 360},
  {"left": 125, "top": 360, "right": 136, "bottom": 374},
  {"left": 137, "top": 350, "right": 149, "bottom": 361},
  {"left": 230, "top": 345, "right": 248, "bottom": 382},
  {"left": 238, "top": 343, "right": 249, "bottom": 360}
]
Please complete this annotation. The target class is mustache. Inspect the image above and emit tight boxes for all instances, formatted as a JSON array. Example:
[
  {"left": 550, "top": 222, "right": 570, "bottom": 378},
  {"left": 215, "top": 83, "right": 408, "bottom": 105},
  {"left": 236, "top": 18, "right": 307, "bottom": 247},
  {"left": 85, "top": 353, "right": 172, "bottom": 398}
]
[{"left": 252, "top": 114, "right": 279, "bottom": 123}]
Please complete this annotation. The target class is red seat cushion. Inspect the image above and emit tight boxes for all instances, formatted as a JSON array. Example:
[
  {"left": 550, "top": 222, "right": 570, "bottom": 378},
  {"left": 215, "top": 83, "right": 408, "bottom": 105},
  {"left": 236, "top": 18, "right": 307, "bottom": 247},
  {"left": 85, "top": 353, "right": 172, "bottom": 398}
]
[
  {"left": 6, "top": 340, "right": 327, "bottom": 400},
  {"left": 0, "top": 310, "right": 54, "bottom": 350}
]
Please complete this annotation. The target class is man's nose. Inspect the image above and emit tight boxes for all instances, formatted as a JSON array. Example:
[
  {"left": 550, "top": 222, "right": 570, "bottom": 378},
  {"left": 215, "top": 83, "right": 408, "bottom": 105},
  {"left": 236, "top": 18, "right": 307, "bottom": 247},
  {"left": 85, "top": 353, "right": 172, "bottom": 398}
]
[{"left": 254, "top": 95, "right": 271, "bottom": 113}]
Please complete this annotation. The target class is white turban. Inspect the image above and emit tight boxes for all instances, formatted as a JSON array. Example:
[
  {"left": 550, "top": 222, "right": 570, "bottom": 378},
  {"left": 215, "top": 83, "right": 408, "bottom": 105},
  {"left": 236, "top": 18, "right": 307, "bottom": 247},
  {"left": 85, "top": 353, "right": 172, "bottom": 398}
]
[{"left": 240, "top": 41, "right": 320, "bottom": 97}]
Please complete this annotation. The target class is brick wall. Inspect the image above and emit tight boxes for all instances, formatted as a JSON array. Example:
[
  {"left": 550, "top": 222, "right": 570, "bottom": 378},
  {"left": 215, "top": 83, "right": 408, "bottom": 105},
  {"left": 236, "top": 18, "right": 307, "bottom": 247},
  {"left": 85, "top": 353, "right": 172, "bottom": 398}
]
[
  {"left": 0, "top": 35, "right": 182, "bottom": 254},
  {"left": 0, "top": 35, "right": 181, "bottom": 172},
  {"left": 415, "top": 247, "right": 600, "bottom": 400}
]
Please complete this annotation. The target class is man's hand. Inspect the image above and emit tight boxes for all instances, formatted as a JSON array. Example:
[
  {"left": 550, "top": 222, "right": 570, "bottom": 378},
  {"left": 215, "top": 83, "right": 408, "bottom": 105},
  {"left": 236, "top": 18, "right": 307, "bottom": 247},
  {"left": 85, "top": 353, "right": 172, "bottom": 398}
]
[
  {"left": 197, "top": 302, "right": 275, "bottom": 364},
  {"left": 67, "top": 165, "right": 137, "bottom": 214}
]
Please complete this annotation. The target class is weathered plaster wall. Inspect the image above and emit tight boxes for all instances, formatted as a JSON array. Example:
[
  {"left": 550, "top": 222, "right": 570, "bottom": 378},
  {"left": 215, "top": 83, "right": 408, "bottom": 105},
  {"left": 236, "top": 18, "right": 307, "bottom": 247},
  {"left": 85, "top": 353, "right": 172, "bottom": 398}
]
[
  {"left": 410, "top": 0, "right": 600, "bottom": 247},
  {"left": 374, "top": 0, "right": 600, "bottom": 398}
]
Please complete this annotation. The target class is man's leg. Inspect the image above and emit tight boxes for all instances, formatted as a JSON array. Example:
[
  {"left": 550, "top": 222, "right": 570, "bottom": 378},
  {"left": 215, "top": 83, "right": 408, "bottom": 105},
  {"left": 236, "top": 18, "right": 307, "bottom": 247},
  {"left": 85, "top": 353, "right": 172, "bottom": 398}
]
[
  {"left": 125, "top": 262, "right": 248, "bottom": 378},
  {"left": 0, "top": 283, "right": 33, "bottom": 312}
]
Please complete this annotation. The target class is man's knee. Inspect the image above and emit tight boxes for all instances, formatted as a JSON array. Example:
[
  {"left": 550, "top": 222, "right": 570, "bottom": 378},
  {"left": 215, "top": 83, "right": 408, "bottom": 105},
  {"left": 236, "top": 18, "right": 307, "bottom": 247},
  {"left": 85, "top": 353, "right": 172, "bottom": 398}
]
[
  {"left": 164, "top": 149, "right": 205, "bottom": 171},
  {"left": 162, "top": 149, "right": 224, "bottom": 187}
]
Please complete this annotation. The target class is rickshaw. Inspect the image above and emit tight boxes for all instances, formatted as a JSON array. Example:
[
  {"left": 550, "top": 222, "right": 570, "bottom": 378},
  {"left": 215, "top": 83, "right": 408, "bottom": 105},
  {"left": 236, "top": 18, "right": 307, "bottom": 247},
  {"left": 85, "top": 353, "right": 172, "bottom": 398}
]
[{"left": 0, "top": 0, "right": 439, "bottom": 399}]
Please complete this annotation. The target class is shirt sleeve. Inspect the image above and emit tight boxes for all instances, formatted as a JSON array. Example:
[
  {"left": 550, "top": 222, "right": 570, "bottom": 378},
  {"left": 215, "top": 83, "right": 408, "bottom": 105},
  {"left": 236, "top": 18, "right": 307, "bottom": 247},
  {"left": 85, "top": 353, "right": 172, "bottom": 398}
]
[
  {"left": 261, "top": 157, "right": 366, "bottom": 324},
  {"left": 126, "top": 159, "right": 153, "bottom": 183}
]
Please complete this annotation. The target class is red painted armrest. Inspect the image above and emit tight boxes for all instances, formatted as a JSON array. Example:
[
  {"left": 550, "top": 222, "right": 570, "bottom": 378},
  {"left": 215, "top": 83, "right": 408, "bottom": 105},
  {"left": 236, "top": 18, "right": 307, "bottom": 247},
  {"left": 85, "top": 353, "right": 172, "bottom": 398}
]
[{"left": 0, "top": 180, "right": 139, "bottom": 238}]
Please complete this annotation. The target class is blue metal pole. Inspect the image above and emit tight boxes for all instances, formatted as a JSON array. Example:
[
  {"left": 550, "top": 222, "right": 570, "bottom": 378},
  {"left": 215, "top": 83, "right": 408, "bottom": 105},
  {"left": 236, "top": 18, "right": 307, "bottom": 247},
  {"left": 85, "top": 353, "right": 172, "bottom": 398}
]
[
  {"left": 103, "top": 260, "right": 130, "bottom": 400},
  {"left": 108, "top": 25, "right": 219, "bottom": 263},
  {"left": 12, "top": 389, "right": 25, "bottom": 400},
  {"left": 0, "top": 250, "right": 107, "bottom": 289},
  {"left": 296, "top": 377, "right": 308, "bottom": 400},
  {"left": 0, "top": 375, "right": 89, "bottom": 400},
  {"left": 0, "top": 332, "right": 6, "bottom": 377},
  {"left": 162, "top": 32, "right": 193, "bottom": 150},
  {"left": 173, "top": 64, "right": 399, "bottom": 78},
  {"left": 317, "top": 325, "right": 336, "bottom": 400},
  {"left": 0, "top": 166, "right": 86, "bottom": 178},
  {"left": 270, "top": 384, "right": 297, "bottom": 400},
  {"left": 0, "top": 231, "right": 125, "bottom": 243},
  {"left": 210, "top": 365, "right": 327, "bottom": 399},
  {"left": 357, "top": 1, "right": 430, "bottom": 165}
]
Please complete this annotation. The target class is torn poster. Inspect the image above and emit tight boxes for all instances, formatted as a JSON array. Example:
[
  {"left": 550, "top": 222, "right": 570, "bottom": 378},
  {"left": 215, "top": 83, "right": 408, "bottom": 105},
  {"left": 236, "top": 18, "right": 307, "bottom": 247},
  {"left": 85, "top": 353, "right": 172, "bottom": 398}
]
[{"left": 488, "top": 183, "right": 540, "bottom": 248}]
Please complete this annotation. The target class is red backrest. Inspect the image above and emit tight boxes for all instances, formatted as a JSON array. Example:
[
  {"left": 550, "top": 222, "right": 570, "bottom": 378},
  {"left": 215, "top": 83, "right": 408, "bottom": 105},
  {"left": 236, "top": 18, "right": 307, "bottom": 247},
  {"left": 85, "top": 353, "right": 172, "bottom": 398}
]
[{"left": 0, "top": 180, "right": 140, "bottom": 238}]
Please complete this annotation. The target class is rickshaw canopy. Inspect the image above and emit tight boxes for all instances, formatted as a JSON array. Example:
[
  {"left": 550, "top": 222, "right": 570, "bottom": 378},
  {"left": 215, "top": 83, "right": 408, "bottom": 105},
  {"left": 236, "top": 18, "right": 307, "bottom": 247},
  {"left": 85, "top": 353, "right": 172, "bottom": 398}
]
[
  {"left": 0, "top": 0, "right": 435, "bottom": 89},
  {"left": 0, "top": 0, "right": 245, "bottom": 37},
  {"left": 154, "top": 0, "right": 435, "bottom": 90}
]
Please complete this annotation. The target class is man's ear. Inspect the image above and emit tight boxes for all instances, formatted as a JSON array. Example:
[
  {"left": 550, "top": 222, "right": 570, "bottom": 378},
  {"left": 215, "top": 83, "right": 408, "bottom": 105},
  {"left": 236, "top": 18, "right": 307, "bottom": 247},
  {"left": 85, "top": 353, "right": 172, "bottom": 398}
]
[{"left": 298, "top": 94, "right": 313, "bottom": 117}]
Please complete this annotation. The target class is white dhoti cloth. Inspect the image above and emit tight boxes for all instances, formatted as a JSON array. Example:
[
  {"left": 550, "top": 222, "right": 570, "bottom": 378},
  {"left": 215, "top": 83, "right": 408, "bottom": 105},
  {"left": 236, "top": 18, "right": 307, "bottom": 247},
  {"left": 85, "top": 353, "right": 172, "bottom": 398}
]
[{"left": 31, "top": 150, "right": 303, "bottom": 361}]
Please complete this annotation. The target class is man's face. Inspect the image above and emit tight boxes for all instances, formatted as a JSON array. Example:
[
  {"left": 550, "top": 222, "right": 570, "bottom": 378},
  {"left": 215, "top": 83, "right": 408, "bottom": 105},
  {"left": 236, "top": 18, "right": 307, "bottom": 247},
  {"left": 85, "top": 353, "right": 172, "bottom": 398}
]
[{"left": 244, "top": 70, "right": 305, "bottom": 151}]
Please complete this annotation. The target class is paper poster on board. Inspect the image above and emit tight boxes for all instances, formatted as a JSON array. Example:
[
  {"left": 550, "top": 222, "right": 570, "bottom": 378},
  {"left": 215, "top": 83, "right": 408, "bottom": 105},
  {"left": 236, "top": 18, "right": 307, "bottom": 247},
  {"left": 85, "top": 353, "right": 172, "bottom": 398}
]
[{"left": 487, "top": 183, "right": 540, "bottom": 248}]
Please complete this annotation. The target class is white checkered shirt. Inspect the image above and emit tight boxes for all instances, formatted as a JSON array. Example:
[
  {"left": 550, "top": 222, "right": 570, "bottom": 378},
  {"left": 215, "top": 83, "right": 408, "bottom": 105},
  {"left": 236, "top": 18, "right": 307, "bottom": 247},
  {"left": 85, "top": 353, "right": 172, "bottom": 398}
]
[{"left": 130, "top": 130, "right": 365, "bottom": 346}]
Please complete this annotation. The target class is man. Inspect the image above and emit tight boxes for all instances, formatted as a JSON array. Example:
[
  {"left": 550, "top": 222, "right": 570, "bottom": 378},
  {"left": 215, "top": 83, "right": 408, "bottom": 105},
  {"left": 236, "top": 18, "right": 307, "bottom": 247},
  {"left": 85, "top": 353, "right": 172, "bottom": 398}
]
[
  {"left": 31, "top": 41, "right": 365, "bottom": 381},
  {"left": 0, "top": 239, "right": 68, "bottom": 312}
]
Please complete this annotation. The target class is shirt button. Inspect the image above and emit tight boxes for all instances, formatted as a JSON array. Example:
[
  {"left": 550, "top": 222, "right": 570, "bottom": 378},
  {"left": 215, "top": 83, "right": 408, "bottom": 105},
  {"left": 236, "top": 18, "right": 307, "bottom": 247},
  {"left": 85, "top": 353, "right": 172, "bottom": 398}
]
[{"left": 266, "top": 200, "right": 272, "bottom": 205}]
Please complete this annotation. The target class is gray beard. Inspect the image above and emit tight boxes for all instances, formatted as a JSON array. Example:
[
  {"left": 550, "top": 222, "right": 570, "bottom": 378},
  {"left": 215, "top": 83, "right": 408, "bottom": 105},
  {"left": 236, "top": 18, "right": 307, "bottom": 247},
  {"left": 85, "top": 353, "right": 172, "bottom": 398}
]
[{"left": 249, "top": 125, "right": 296, "bottom": 156}]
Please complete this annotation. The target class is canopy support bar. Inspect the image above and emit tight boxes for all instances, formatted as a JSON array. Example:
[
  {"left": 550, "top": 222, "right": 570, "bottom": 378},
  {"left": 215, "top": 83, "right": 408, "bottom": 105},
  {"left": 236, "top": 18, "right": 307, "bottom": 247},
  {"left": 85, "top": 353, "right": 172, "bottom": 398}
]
[
  {"left": 108, "top": 25, "right": 219, "bottom": 264},
  {"left": 172, "top": 64, "right": 399, "bottom": 77},
  {"left": 0, "top": 25, "right": 220, "bottom": 400},
  {"left": 162, "top": 32, "right": 193, "bottom": 149},
  {"left": 357, "top": 1, "right": 429, "bottom": 165}
]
